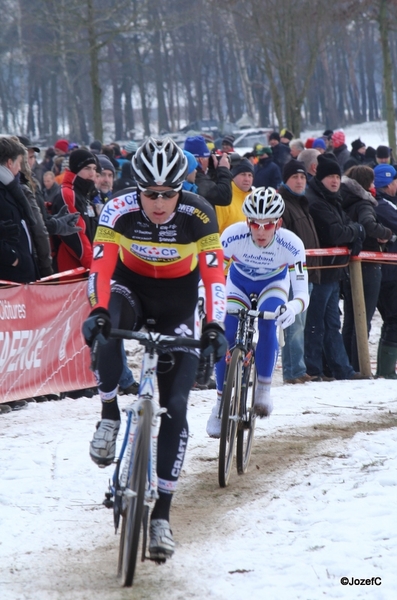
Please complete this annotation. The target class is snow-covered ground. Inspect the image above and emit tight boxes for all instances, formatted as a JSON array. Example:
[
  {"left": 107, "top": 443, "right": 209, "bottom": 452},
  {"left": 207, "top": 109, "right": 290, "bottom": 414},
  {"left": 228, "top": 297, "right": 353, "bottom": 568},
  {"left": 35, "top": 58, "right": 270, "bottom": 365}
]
[
  {"left": 303, "top": 120, "right": 390, "bottom": 152},
  {"left": 1, "top": 120, "right": 396, "bottom": 599}
]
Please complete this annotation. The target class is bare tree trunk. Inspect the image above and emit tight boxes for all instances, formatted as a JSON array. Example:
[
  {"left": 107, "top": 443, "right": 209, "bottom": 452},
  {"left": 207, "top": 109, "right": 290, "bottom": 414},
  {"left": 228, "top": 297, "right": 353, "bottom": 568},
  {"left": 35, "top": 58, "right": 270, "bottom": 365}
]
[
  {"left": 86, "top": 0, "right": 102, "bottom": 141},
  {"left": 378, "top": 0, "right": 396, "bottom": 153}
]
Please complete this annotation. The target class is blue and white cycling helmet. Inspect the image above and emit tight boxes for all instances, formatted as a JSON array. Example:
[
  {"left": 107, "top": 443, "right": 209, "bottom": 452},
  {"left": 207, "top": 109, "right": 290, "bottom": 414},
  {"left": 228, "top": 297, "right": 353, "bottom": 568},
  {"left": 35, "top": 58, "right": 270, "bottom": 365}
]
[{"left": 242, "top": 187, "right": 285, "bottom": 220}]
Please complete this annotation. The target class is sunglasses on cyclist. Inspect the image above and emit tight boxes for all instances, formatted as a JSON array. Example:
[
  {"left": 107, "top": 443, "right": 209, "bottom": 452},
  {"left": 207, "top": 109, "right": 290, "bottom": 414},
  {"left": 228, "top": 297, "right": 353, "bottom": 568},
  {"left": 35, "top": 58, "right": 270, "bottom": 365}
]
[
  {"left": 248, "top": 219, "right": 278, "bottom": 230},
  {"left": 140, "top": 189, "right": 179, "bottom": 199}
]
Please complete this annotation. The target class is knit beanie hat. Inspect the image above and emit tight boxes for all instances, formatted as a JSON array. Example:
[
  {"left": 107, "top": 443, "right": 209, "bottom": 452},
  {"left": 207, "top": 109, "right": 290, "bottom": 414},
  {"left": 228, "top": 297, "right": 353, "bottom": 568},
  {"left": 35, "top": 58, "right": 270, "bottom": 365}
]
[
  {"left": 69, "top": 148, "right": 97, "bottom": 174},
  {"left": 312, "top": 138, "right": 326, "bottom": 151},
  {"left": 97, "top": 153, "right": 115, "bottom": 175},
  {"left": 90, "top": 140, "right": 102, "bottom": 154},
  {"left": 305, "top": 138, "right": 315, "bottom": 149},
  {"left": 231, "top": 158, "right": 254, "bottom": 177},
  {"left": 222, "top": 135, "right": 235, "bottom": 148},
  {"left": 184, "top": 136, "right": 210, "bottom": 157},
  {"left": 365, "top": 146, "right": 376, "bottom": 161},
  {"left": 269, "top": 132, "right": 280, "bottom": 142},
  {"left": 124, "top": 141, "right": 138, "bottom": 155},
  {"left": 256, "top": 145, "right": 272, "bottom": 157},
  {"left": 280, "top": 129, "right": 293, "bottom": 141},
  {"left": 316, "top": 153, "right": 342, "bottom": 180},
  {"left": 183, "top": 150, "right": 199, "bottom": 175},
  {"left": 282, "top": 159, "right": 307, "bottom": 183},
  {"left": 54, "top": 139, "right": 69, "bottom": 154},
  {"left": 376, "top": 145, "right": 391, "bottom": 159},
  {"left": 351, "top": 138, "right": 365, "bottom": 152},
  {"left": 323, "top": 129, "right": 334, "bottom": 139},
  {"left": 374, "top": 164, "right": 397, "bottom": 188},
  {"left": 332, "top": 130, "right": 345, "bottom": 148}
]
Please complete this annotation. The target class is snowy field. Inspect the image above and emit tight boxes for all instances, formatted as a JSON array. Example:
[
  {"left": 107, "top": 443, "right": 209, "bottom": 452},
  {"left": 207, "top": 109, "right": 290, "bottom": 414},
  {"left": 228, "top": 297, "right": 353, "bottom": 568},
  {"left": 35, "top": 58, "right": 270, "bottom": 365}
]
[{"left": 1, "top": 120, "right": 396, "bottom": 599}]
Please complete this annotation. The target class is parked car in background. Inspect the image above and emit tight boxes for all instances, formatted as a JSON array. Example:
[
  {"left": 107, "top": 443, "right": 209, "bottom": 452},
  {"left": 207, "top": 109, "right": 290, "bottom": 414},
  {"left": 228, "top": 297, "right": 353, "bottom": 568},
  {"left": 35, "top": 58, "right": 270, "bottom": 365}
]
[{"left": 232, "top": 128, "right": 273, "bottom": 156}]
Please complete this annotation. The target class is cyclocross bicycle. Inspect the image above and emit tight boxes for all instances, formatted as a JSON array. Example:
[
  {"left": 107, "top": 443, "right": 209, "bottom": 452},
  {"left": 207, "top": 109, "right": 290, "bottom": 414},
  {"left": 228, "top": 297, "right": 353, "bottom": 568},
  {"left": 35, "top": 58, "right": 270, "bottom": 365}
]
[
  {"left": 92, "top": 327, "right": 200, "bottom": 587},
  {"left": 218, "top": 294, "right": 284, "bottom": 488}
]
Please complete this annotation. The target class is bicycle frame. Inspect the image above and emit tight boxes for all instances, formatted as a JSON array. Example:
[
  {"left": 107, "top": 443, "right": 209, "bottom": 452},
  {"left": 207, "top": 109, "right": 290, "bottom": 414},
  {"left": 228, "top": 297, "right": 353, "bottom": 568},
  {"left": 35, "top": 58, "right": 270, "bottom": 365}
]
[{"left": 98, "top": 328, "right": 201, "bottom": 584}]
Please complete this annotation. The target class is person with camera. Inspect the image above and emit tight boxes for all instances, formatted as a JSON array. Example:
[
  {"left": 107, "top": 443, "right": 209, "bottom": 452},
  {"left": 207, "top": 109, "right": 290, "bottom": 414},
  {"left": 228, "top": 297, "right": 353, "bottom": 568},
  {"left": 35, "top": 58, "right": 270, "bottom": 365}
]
[
  {"left": 183, "top": 135, "right": 232, "bottom": 208},
  {"left": 82, "top": 137, "right": 227, "bottom": 560}
]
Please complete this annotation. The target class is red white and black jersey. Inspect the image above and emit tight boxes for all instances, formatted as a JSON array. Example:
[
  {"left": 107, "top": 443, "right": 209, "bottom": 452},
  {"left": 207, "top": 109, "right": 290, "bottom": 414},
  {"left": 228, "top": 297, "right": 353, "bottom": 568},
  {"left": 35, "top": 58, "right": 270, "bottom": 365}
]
[{"left": 88, "top": 189, "right": 226, "bottom": 326}]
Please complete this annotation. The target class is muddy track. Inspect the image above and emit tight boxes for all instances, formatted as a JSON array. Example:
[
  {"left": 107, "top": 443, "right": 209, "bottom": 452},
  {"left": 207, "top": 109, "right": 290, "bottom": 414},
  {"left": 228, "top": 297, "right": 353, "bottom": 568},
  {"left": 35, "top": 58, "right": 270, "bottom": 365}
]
[{"left": 21, "top": 409, "right": 395, "bottom": 600}]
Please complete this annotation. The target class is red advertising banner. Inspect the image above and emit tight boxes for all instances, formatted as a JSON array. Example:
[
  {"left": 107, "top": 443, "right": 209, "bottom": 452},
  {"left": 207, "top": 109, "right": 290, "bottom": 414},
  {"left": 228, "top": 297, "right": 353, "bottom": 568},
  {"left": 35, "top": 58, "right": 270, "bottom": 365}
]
[{"left": 0, "top": 279, "right": 95, "bottom": 403}]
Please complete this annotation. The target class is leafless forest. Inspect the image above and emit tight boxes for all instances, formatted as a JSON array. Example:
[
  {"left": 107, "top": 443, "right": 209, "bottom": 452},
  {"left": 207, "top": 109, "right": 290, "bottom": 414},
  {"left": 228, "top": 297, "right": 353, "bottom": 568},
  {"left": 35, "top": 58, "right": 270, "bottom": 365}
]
[{"left": 1, "top": 0, "right": 397, "bottom": 146}]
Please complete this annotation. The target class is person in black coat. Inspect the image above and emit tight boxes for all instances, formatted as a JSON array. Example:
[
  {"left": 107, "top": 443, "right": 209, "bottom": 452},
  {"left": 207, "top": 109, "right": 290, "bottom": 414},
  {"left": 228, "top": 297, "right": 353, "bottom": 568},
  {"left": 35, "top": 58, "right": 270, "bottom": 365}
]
[
  {"left": 278, "top": 160, "right": 321, "bottom": 384},
  {"left": 0, "top": 137, "right": 38, "bottom": 283},
  {"left": 343, "top": 138, "right": 366, "bottom": 171},
  {"left": 253, "top": 146, "right": 282, "bottom": 189},
  {"left": 373, "top": 164, "right": 397, "bottom": 378},
  {"left": 183, "top": 136, "right": 232, "bottom": 207},
  {"left": 340, "top": 166, "right": 392, "bottom": 371},
  {"left": 304, "top": 153, "right": 366, "bottom": 380},
  {"left": 268, "top": 131, "right": 291, "bottom": 172}
]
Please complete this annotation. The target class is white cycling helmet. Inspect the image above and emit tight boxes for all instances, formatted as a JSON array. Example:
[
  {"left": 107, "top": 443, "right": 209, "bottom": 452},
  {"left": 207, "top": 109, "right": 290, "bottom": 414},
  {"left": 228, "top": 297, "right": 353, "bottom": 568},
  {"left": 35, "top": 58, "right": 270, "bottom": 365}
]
[
  {"left": 242, "top": 187, "right": 285, "bottom": 220},
  {"left": 132, "top": 136, "right": 188, "bottom": 191}
]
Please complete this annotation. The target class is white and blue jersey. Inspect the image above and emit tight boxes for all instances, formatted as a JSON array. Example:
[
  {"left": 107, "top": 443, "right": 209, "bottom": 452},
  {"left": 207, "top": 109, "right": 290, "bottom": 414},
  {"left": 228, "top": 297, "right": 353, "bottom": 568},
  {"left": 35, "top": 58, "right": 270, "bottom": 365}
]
[{"left": 216, "top": 222, "right": 309, "bottom": 388}]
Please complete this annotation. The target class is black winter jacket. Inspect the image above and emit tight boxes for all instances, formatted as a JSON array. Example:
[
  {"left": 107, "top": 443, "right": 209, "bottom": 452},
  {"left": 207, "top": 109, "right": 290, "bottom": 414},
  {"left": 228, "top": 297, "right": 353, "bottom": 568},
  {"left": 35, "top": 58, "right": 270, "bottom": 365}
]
[
  {"left": 340, "top": 177, "right": 392, "bottom": 252},
  {"left": 306, "top": 177, "right": 363, "bottom": 283},
  {"left": 195, "top": 166, "right": 232, "bottom": 207},
  {"left": 0, "top": 180, "right": 38, "bottom": 283},
  {"left": 278, "top": 184, "right": 321, "bottom": 284}
]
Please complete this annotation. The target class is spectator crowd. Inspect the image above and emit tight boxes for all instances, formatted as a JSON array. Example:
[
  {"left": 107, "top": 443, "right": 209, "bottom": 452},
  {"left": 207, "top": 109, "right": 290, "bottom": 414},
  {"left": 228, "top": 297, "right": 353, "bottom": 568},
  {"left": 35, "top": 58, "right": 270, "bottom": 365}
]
[{"left": 1, "top": 127, "right": 397, "bottom": 411}]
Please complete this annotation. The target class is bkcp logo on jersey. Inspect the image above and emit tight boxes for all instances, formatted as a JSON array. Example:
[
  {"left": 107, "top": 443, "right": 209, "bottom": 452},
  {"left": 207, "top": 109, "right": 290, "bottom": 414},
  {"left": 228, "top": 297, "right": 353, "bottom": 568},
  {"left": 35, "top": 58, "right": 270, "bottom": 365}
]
[
  {"left": 100, "top": 193, "right": 138, "bottom": 226},
  {"left": 131, "top": 243, "right": 180, "bottom": 260},
  {"left": 212, "top": 283, "right": 226, "bottom": 322}
]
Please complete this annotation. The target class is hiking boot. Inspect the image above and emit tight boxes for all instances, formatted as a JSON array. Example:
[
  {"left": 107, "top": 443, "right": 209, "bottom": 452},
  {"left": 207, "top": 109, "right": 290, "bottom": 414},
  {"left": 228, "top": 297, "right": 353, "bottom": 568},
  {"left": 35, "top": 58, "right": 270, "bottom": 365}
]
[
  {"left": 206, "top": 397, "right": 221, "bottom": 438},
  {"left": 284, "top": 377, "right": 306, "bottom": 384},
  {"left": 8, "top": 400, "right": 29, "bottom": 411},
  {"left": 119, "top": 381, "right": 140, "bottom": 396},
  {"left": 298, "top": 373, "right": 314, "bottom": 382},
  {"left": 349, "top": 372, "right": 371, "bottom": 380},
  {"left": 149, "top": 519, "right": 175, "bottom": 560},
  {"left": 89, "top": 419, "right": 120, "bottom": 467},
  {"left": 253, "top": 383, "right": 273, "bottom": 417},
  {"left": 0, "top": 404, "right": 12, "bottom": 414}
]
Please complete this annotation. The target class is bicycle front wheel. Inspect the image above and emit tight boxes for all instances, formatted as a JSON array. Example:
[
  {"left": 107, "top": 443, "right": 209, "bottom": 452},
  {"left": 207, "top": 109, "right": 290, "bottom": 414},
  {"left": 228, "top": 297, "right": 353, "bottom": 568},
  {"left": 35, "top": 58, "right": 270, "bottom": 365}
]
[
  {"left": 236, "top": 356, "right": 256, "bottom": 474},
  {"left": 118, "top": 399, "right": 152, "bottom": 587},
  {"left": 218, "top": 348, "right": 242, "bottom": 488}
]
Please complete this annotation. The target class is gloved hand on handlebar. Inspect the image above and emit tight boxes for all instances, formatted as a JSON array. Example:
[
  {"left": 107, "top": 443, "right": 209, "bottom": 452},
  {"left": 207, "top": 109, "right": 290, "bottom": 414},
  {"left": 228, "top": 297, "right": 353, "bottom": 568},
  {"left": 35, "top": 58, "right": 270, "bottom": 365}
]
[
  {"left": 82, "top": 308, "right": 112, "bottom": 347},
  {"left": 275, "top": 303, "right": 296, "bottom": 329},
  {"left": 200, "top": 322, "right": 228, "bottom": 363}
]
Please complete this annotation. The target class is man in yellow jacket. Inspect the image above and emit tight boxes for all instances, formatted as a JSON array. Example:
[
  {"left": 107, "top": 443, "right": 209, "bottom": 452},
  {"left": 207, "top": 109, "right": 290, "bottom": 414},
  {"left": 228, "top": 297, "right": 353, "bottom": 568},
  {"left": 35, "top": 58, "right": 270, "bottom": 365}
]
[{"left": 215, "top": 158, "right": 254, "bottom": 234}]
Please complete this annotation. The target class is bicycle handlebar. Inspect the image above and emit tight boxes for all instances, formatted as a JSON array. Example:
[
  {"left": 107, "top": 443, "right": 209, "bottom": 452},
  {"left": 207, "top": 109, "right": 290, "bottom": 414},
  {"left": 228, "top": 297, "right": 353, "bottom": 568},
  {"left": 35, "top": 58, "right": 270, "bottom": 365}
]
[
  {"left": 227, "top": 308, "right": 277, "bottom": 320},
  {"left": 110, "top": 328, "right": 202, "bottom": 349}
]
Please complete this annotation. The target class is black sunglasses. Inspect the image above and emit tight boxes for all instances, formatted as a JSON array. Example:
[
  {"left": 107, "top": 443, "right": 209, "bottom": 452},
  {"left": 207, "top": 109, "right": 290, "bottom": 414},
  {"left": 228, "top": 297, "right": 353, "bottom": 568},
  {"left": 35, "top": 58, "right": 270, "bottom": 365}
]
[{"left": 140, "top": 189, "right": 179, "bottom": 199}]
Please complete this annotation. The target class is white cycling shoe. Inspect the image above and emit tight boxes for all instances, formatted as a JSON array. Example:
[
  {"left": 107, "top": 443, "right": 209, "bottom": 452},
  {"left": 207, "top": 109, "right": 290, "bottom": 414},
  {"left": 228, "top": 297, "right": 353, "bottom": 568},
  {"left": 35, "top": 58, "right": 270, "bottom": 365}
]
[
  {"left": 149, "top": 519, "right": 175, "bottom": 561},
  {"left": 89, "top": 419, "right": 120, "bottom": 467},
  {"left": 206, "top": 397, "right": 222, "bottom": 438},
  {"left": 253, "top": 383, "right": 273, "bottom": 417}
]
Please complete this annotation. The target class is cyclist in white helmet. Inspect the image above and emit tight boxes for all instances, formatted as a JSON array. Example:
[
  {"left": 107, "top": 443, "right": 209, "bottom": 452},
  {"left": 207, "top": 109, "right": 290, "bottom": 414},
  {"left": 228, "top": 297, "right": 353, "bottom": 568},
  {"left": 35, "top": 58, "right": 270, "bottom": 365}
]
[
  {"left": 82, "top": 136, "right": 227, "bottom": 560},
  {"left": 206, "top": 186, "right": 310, "bottom": 437}
]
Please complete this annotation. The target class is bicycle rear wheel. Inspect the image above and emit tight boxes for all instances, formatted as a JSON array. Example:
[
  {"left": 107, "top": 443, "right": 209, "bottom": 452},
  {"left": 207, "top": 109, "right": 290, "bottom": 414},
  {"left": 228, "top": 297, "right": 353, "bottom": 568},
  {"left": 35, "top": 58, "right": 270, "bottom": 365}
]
[
  {"left": 118, "top": 399, "right": 152, "bottom": 587},
  {"left": 236, "top": 357, "right": 256, "bottom": 474},
  {"left": 218, "top": 348, "right": 242, "bottom": 488}
]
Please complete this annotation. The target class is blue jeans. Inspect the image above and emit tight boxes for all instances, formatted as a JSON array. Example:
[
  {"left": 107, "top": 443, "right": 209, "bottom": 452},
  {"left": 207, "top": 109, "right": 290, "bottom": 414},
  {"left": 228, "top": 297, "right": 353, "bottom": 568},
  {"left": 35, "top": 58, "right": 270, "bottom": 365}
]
[
  {"left": 282, "top": 283, "right": 313, "bottom": 380},
  {"left": 118, "top": 343, "right": 135, "bottom": 388},
  {"left": 304, "top": 281, "right": 355, "bottom": 379}
]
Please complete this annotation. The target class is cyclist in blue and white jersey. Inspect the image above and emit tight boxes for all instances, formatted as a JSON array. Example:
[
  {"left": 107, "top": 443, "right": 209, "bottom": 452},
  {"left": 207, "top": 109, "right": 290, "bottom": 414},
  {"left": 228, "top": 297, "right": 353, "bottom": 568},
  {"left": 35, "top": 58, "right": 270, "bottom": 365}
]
[{"left": 206, "top": 187, "right": 310, "bottom": 437}]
